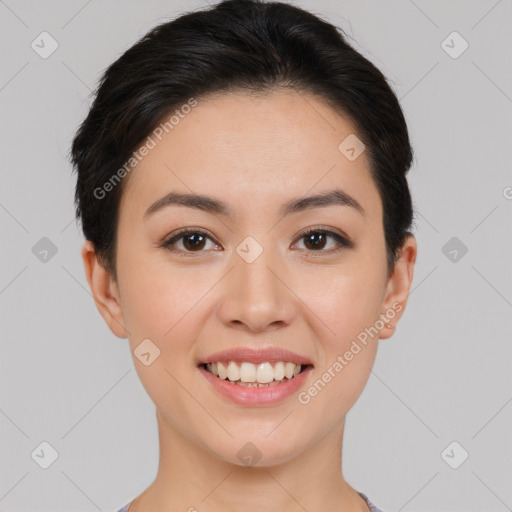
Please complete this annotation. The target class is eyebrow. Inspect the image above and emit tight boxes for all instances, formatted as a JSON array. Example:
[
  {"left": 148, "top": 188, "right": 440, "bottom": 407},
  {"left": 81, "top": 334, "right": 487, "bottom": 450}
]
[{"left": 144, "top": 188, "right": 365, "bottom": 219}]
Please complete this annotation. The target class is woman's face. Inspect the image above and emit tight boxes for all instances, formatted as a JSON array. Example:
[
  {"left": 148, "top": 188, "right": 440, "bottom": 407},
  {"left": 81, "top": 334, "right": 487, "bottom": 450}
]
[{"left": 85, "top": 90, "right": 416, "bottom": 466}]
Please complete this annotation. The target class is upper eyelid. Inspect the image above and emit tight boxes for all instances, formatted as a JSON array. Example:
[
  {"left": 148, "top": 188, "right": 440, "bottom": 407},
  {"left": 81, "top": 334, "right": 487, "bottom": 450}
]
[{"left": 165, "top": 228, "right": 218, "bottom": 244}]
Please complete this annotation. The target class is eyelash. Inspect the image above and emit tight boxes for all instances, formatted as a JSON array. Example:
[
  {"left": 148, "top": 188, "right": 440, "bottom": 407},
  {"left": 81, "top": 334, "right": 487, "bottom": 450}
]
[{"left": 160, "top": 226, "right": 353, "bottom": 257}]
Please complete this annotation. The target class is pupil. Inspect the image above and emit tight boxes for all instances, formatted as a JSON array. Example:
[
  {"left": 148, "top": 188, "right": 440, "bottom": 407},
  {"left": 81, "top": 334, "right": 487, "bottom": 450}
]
[
  {"left": 184, "top": 234, "right": 205, "bottom": 251},
  {"left": 305, "top": 232, "right": 325, "bottom": 250}
]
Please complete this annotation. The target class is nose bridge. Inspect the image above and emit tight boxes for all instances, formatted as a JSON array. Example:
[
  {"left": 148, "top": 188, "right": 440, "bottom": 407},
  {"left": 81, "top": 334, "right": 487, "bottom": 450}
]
[
  {"left": 238, "top": 238, "right": 280, "bottom": 295},
  {"left": 218, "top": 235, "right": 296, "bottom": 331}
]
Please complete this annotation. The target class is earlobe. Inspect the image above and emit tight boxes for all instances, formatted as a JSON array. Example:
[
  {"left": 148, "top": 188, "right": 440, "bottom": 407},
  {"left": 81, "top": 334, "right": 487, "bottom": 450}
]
[
  {"left": 81, "top": 240, "right": 128, "bottom": 338},
  {"left": 379, "top": 234, "right": 417, "bottom": 340}
]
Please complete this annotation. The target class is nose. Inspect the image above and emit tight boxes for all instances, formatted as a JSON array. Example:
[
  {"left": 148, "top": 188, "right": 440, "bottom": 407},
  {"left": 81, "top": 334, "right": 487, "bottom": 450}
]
[{"left": 216, "top": 245, "right": 297, "bottom": 333}]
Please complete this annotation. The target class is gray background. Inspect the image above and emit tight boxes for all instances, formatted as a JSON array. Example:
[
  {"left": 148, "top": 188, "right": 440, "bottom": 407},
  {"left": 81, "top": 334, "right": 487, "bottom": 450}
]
[{"left": 1, "top": 1, "right": 511, "bottom": 511}]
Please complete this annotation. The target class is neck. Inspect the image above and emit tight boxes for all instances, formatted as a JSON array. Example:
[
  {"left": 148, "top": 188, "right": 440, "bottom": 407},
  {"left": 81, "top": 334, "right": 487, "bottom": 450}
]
[{"left": 129, "top": 410, "right": 369, "bottom": 512}]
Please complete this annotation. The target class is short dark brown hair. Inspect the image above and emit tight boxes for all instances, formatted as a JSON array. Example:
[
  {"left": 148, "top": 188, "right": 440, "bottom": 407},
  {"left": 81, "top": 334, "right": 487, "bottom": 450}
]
[{"left": 70, "top": 0, "right": 414, "bottom": 278}]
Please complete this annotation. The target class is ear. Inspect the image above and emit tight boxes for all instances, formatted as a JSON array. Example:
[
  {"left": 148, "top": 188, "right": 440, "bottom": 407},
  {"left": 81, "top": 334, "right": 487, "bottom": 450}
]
[
  {"left": 81, "top": 240, "right": 128, "bottom": 338},
  {"left": 379, "top": 234, "right": 417, "bottom": 340}
]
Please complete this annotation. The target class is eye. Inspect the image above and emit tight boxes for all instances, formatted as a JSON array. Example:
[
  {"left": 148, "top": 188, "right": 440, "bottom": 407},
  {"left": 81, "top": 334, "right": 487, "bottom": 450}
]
[
  {"left": 161, "top": 226, "right": 353, "bottom": 257},
  {"left": 292, "top": 227, "right": 353, "bottom": 253},
  {"left": 161, "top": 228, "right": 220, "bottom": 256}
]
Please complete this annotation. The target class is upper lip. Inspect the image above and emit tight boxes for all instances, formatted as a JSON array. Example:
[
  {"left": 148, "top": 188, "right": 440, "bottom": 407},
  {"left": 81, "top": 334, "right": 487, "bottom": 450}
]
[{"left": 198, "top": 347, "right": 313, "bottom": 366}]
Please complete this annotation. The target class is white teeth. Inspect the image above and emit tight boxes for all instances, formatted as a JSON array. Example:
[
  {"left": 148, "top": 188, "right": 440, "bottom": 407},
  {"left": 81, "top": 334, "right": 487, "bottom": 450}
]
[
  {"left": 207, "top": 363, "right": 219, "bottom": 376},
  {"left": 205, "top": 361, "right": 305, "bottom": 384},
  {"left": 240, "top": 362, "right": 257, "bottom": 382},
  {"left": 227, "top": 361, "right": 240, "bottom": 382},
  {"left": 236, "top": 380, "right": 281, "bottom": 387},
  {"left": 284, "top": 362, "right": 295, "bottom": 379},
  {"left": 274, "top": 361, "right": 285, "bottom": 380},
  {"left": 217, "top": 362, "right": 227, "bottom": 380},
  {"left": 256, "top": 362, "right": 274, "bottom": 383}
]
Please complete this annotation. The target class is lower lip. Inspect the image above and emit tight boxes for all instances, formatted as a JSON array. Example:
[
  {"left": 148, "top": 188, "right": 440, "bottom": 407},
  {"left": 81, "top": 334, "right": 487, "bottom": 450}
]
[{"left": 198, "top": 365, "right": 312, "bottom": 406}]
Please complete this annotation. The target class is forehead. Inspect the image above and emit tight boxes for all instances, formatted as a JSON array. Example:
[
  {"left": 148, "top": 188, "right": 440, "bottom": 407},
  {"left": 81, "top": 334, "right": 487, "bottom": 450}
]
[{"left": 120, "top": 90, "right": 381, "bottom": 221}]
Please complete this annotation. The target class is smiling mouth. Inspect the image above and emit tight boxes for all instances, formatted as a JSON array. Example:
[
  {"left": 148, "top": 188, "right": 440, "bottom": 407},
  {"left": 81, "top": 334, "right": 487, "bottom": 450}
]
[{"left": 201, "top": 361, "right": 312, "bottom": 387}]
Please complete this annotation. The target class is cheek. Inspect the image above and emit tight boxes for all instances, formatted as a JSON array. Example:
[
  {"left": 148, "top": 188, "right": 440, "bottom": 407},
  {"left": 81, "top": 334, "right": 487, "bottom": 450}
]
[
  {"left": 305, "top": 263, "right": 386, "bottom": 344},
  {"left": 119, "top": 254, "right": 213, "bottom": 355},
  {"left": 298, "top": 274, "right": 381, "bottom": 417},
  {"left": 307, "top": 256, "right": 385, "bottom": 410},
  {"left": 118, "top": 259, "right": 207, "bottom": 419}
]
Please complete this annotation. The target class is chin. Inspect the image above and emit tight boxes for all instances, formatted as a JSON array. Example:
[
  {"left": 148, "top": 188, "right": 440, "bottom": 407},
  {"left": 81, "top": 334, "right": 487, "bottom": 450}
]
[{"left": 204, "top": 432, "right": 312, "bottom": 469}]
